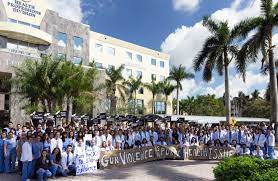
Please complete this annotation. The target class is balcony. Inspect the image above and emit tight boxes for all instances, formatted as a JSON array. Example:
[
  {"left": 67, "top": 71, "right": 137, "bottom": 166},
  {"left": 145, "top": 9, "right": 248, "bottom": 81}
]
[{"left": 0, "top": 21, "right": 52, "bottom": 45}]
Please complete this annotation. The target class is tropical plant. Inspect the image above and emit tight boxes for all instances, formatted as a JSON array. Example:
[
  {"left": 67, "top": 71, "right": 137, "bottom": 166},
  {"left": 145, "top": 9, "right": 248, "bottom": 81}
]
[
  {"left": 161, "top": 79, "right": 175, "bottom": 114},
  {"left": 105, "top": 65, "right": 127, "bottom": 115},
  {"left": 193, "top": 16, "right": 239, "bottom": 124},
  {"left": 233, "top": 0, "right": 278, "bottom": 137},
  {"left": 124, "top": 77, "right": 142, "bottom": 114},
  {"left": 144, "top": 79, "right": 162, "bottom": 114},
  {"left": 168, "top": 65, "right": 194, "bottom": 115}
]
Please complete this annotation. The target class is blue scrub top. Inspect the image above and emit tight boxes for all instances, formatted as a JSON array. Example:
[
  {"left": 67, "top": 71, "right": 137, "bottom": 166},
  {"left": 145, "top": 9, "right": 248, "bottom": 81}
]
[
  {"left": 43, "top": 141, "right": 50, "bottom": 152},
  {"left": 0, "top": 139, "right": 4, "bottom": 152},
  {"left": 32, "top": 142, "right": 43, "bottom": 159},
  {"left": 5, "top": 137, "right": 16, "bottom": 152}
]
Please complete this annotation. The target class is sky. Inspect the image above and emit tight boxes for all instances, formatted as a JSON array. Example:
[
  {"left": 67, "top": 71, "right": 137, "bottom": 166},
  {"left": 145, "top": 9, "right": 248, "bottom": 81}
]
[{"left": 48, "top": 0, "right": 278, "bottom": 99}]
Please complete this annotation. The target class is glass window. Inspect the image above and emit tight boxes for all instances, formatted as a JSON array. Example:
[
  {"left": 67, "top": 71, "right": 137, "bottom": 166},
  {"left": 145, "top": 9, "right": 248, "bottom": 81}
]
[
  {"left": 137, "top": 99, "right": 144, "bottom": 114},
  {"left": 95, "top": 44, "right": 103, "bottom": 52},
  {"left": 56, "top": 32, "right": 67, "bottom": 47},
  {"left": 136, "top": 54, "right": 142, "bottom": 62},
  {"left": 57, "top": 53, "right": 66, "bottom": 60},
  {"left": 95, "top": 62, "right": 103, "bottom": 69},
  {"left": 126, "top": 51, "right": 132, "bottom": 60},
  {"left": 105, "top": 46, "right": 115, "bottom": 55},
  {"left": 31, "top": 24, "right": 40, "bottom": 29},
  {"left": 160, "top": 76, "right": 165, "bottom": 81},
  {"left": 136, "top": 71, "right": 142, "bottom": 79},
  {"left": 151, "top": 58, "right": 156, "bottom": 66},
  {"left": 160, "top": 61, "right": 165, "bottom": 68},
  {"left": 151, "top": 74, "right": 156, "bottom": 81},
  {"left": 73, "top": 57, "right": 82, "bottom": 65},
  {"left": 154, "top": 101, "right": 166, "bottom": 114},
  {"left": 126, "top": 69, "right": 132, "bottom": 77},
  {"left": 138, "top": 88, "right": 144, "bottom": 94},
  {"left": 108, "top": 65, "right": 115, "bottom": 71},
  {"left": 8, "top": 18, "right": 17, "bottom": 23},
  {"left": 7, "top": 39, "right": 18, "bottom": 49},
  {"left": 18, "top": 20, "right": 30, "bottom": 27},
  {"left": 74, "top": 36, "right": 83, "bottom": 51}
]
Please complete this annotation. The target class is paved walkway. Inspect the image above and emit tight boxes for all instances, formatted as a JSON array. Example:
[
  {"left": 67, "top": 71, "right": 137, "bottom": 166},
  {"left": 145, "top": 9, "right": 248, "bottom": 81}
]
[{"left": 1, "top": 160, "right": 218, "bottom": 181}]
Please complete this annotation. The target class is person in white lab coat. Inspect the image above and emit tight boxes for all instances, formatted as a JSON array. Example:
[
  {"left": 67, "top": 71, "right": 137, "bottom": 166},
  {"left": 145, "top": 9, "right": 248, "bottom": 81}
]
[
  {"left": 61, "top": 145, "right": 76, "bottom": 176},
  {"left": 50, "top": 132, "right": 63, "bottom": 153},
  {"left": 252, "top": 145, "right": 264, "bottom": 159},
  {"left": 265, "top": 129, "right": 275, "bottom": 159}
]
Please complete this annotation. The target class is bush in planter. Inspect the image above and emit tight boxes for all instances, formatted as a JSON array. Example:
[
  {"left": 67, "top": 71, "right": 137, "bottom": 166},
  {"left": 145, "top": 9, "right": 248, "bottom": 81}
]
[{"left": 213, "top": 156, "right": 278, "bottom": 181}]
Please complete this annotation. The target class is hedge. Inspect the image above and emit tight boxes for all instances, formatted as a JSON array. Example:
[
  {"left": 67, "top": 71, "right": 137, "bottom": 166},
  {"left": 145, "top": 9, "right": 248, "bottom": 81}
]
[{"left": 213, "top": 156, "right": 278, "bottom": 181}]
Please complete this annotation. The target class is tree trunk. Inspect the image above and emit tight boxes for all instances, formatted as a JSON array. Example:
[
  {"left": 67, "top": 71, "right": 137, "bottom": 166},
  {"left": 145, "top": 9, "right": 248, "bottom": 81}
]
[
  {"left": 152, "top": 95, "right": 155, "bottom": 114},
  {"left": 165, "top": 96, "right": 168, "bottom": 115},
  {"left": 268, "top": 34, "right": 278, "bottom": 141},
  {"left": 224, "top": 52, "right": 231, "bottom": 125},
  {"left": 176, "top": 88, "right": 179, "bottom": 115},
  {"left": 134, "top": 92, "right": 137, "bottom": 115},
  {"left": 67, "top": 97, "right": 73, "bottom": 122}
]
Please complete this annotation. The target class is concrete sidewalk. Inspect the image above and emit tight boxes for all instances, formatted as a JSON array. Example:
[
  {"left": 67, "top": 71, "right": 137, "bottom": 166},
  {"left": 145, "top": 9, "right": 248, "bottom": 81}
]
[{"left": 0, "top": 160, "right": 218, "bottom": 181}]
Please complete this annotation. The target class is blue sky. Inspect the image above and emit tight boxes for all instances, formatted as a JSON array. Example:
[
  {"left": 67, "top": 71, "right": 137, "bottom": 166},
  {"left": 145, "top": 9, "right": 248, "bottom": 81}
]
[{"left": 50, "top": 0, "right": 274, "bottom": 99}]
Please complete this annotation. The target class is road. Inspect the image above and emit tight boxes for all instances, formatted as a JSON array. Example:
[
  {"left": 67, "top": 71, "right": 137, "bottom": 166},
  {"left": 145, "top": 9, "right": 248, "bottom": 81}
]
[{"left": 1, "top": 160, "right": 218, "bottom": 181}]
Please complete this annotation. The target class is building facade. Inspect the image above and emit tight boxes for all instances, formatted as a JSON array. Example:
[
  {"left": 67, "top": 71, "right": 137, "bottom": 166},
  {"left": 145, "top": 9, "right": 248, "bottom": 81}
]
[{"left": 0, "top": 0, "right": 171, "bottom": 125}]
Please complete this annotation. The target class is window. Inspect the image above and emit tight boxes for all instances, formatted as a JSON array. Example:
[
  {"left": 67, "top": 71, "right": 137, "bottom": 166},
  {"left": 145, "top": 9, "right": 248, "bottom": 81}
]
[
  {"left": 18, "top": 20, "right": 30, "bottom": 26},
  {"left": 8, "top": 18, "right": 40, "bottom": 29},
  {"left": 74, "top": 36, "right": 83, "bottom": 51},
  {"left": 95, "top": 62, "right": 103, "bottom": 69},
  {"left": 136, "top": 71, "right": 142, "bottom": 79},
  {"left": 108, "top": 65, "right": 115, "bottom": 71},
  {"left": 136, "top": 54, "right": 142, "bottom": 62},
  {"left": 151, "top": 74, "right": 156, "bottom": 81},
  {"left": 105, "top": 46, "right": 115, "bottom": 55},
  {"left": 95, "top": 43, "right": 103, "bottom": 52},
  {"left": 73, "top": 57, "right": 82, "bottom": 65},
  {"left": 160, "top": 76, "right": 165, "bottom": 81},
  {"left": 160, "top": 61, "right": 165, "bottom": 68},
  {"left": 126, "top": 51, "right": 132, "bottom": 60},
  {"left": 138, "top": 88, "right": 144, "bottom": 94},
  {"left": 154, "top": 101, "right": 166, "bottom": 114},
  {"left": 151, "top": 58, "right": 156, "bottom": 66},
  {"left": 137, "top": 99, "right": 144, "bottom": 114},
  {"left": 126, "top": 69, "right": 132, "bottom": 77},
  {"left": 8, "top": 18, "right": 17, "bottom": 23},
  {"left": 31, "top": 24, "right": 40, "bottom": 29},
  {"left": 57, "top": 53, "right": 66, "bottom": 60},
  {"left": 56, "top": 32, "right": 67, "bottom": 47}
]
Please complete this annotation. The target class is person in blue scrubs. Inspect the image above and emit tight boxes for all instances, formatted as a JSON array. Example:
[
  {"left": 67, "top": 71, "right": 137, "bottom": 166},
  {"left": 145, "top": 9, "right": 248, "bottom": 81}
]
[
  {"left": 0, "top": 132, "right": 7, "bottom": 173},
  {"left": 4, "top": 131, "right": 17, "bottom": 173},
  {"left": 31, "top": 134, "right": 43, "bottom": 177},
  {"left": 42, "top": 133, "right": 51, "bottom": 153}
]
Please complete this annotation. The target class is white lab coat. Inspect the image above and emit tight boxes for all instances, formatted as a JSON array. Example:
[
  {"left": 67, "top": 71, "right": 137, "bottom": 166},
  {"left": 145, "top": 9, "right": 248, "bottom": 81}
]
[
  {"left": 50, "top": 138, "right": 63, "bottom": 153},
  {"left": 61, "top": 151, "right": 75, "bottom": 170},
  {"left": 254, "top": 134, "right": 266, "bottom": 147}
]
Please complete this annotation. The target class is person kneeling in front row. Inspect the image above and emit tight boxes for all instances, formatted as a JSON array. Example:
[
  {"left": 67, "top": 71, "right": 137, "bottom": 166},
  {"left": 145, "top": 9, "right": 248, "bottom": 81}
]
[
  {"left": 35, "top": 150, "right": 53, "bottom": 181},
  {"left": 61, "top": 145, "right": 76, "bottom": 176}
]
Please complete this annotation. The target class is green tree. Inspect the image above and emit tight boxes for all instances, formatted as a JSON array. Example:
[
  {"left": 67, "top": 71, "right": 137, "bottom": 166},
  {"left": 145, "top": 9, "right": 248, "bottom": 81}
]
[
  {"left": 105, "top": 65, "right": 127, "bottom": 115},
  {"left": 251, "top": 89, "right": 260, "bottom": 100},
  {"left": 144, "top": 80, "right": 162, "bottom": 114},
  {"left": 194, "top": 16, "right": 239, "bottom": 124},
  {"left": 168, "top": 65, "right": 194, "bottom": 115},
  {"left": 124, "top": 77, "right": 142, "bottom": 114},
  {"left": 242, "top": 99, "right": 271, "bottom": 118},
  {"left": 234, "top": 0, "right": 278, "bottom": 138},
  {"left": 161, "top": 80, "right": 175, "bottom": 114}
]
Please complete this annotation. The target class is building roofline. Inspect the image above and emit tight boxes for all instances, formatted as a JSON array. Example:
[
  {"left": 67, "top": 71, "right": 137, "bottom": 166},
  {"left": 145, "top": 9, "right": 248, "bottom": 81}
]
[{"left": 90, "top": 31, "right": 170, "bottom": 60}]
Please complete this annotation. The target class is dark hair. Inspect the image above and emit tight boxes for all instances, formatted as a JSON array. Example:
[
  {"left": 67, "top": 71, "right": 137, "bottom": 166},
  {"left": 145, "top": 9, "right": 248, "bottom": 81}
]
[
  {"left": 67, "top": 144, "right": 73, "bottom": 148},
  {"left": 52, "top": 148, "right": 62, "bottom": 163}
]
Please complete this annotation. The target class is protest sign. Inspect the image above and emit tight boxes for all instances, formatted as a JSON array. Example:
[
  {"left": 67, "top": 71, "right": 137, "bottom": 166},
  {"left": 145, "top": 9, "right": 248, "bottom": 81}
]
[
  {"left": 99, "top": 145, "right": 181, "bottom": 169},
  {"left": 76, "top": 148, "right": 98, "bottom": 175},
  {"left": 184, "top": 146, "right": 236, "bottom": 160}
]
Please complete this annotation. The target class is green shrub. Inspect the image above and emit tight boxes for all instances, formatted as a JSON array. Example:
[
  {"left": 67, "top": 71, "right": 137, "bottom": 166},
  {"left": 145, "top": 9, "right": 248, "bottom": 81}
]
[{"left": 213, "top": 156, "right": 278, "bottom": 181}]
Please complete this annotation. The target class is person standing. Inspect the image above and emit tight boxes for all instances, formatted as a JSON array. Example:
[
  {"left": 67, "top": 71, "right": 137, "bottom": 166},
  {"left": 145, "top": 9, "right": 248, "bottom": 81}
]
[
  {"left": 0, "top": 132, "right": 7, "bottom": 173},
  {"left": 50, "top": 132, "right": 63, "bottom": 153},
  {"left": 266, "top": 128, "right": 275, "bottom": 159},
  {"left": 21, "top": 135, "right": 33, "bottom": 181},
  {"left": 4, "top": 131, "right": 17, "bottom": 173}
]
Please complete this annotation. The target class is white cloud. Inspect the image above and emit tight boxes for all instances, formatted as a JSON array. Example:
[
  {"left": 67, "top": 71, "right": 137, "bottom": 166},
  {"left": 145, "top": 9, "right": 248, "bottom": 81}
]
[
  {"left": 162, "top": 0, "right": 276, "bottom": 98},
  {"left": 48, "top": 0, "right": 83, "bottom": 22},
  {"left": 172, "top": 0, "right": 200, "bottom": 12}
]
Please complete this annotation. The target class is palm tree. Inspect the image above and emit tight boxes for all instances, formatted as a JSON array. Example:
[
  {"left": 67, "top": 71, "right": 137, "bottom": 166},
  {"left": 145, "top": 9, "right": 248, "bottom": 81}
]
[
  {"left": 251, "top": 89, "right": 260, "bottom": 100},
  {"left": 161, "top": 79, "right": 175, "bottom": 114},
  {"left": 168, "top": 65, "right": 194, "bottom": 115},
  {"left": 233, "top": 0, "right": 278, "bottom": 135},
  {"left": 124, "top": 77, "right": 142, "bottom": 114},
  {"left": 144, "top": 79, "right": 161, "bottom": 114},
  {"left": 193, "top": 16, "right": 239, "bottom": 124},
  {"left": 105, "top": 65, "right": 127, "bottom": 115}
]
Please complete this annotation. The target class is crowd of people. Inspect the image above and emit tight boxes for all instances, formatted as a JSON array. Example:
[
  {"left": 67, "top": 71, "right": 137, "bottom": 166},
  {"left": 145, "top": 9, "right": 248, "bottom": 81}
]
[{"left": 0, "top": 120, "right": 276, "bottom": 181}]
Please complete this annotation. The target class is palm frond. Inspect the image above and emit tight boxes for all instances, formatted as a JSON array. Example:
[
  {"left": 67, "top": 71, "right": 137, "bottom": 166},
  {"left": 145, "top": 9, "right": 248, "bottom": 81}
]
[{"left": 203, "top": 16, "right": 219, "bottom": 34}]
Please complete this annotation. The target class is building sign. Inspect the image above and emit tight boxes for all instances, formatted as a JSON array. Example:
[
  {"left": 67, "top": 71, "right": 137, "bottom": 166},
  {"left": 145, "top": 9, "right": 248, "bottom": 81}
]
[
  {"left": 3, "top": 0, "right": 47, "bottom": 25},
  {"left": 99, "top": 145, "right": 181, "bottom": 169},
  {"left": 184, "top": 146, "right": 236, "bottom": 160},
  {"left": 7, "top": 0, "right": 41, "bottom": 17}
]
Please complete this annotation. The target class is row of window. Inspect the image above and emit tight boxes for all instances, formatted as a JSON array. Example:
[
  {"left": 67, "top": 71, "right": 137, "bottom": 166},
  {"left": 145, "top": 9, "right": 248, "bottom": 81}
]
[
  {"left": 95, "top": 43, "right": 165, "bottom": 68},
  {"left": 56, "top": 32, "right": 83, "bottom": 51},
  {"left": 127, "top": 100, "right": 166, "bottom": 114},
  {"left": 8, "top": 18, "right": 40, "bottom": 29},
  {"left": 57, "top": 53, "right": 82, "bottom": 65}
]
